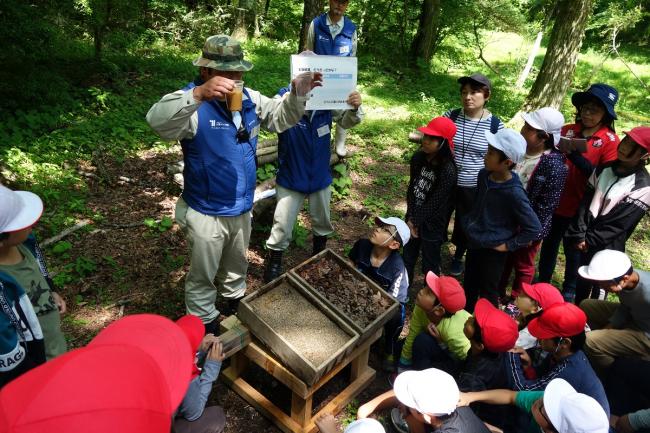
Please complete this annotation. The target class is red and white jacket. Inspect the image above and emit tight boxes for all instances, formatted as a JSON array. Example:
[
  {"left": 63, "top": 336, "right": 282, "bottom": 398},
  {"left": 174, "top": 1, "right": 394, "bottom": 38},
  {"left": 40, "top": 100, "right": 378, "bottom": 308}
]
[{"left": 567, "top": 162, "right": 650, "bottom": 251}]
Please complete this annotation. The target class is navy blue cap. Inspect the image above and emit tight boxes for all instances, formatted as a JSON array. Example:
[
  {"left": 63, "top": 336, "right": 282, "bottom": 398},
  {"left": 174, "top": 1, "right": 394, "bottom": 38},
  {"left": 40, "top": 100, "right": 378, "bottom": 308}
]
[
  {"left": 458, "top": 73, "right": 492, "bottom": 92},
  {"left": 571, "top": 83, "right": 618, "bottom": 120}
]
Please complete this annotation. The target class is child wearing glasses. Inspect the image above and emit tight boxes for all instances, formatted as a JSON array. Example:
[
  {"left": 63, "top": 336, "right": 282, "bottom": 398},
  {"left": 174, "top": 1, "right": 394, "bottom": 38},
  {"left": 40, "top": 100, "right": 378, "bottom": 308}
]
[
  {"left": 537, "top": 84, "right": 621, "bottom": 303},
  {"left": 349, "top": 217, "right": 410, "bottom": 370}
]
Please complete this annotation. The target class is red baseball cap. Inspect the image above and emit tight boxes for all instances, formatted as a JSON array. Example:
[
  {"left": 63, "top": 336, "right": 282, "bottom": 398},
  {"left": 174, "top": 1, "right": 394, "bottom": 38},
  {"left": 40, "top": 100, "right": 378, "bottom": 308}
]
[
  {"left": 521, "top": 282, "right": 564, "bottom": 310},
  {"left": 625, "top": 126, "right": 650, "bottom": 152},
  {"left": 474, "top": 298, "right": 518, "bottom": 352},
  {"left": 0, "top": 345, "right": 173, "bottom": 433},
  {"left": 176, "top": 314, "right": 206, "bottom": 378},
  {"left": 89, "top": 314, "right": 193, "bottom": 409},
  {"left": 426, "top": 271, "right": 466, "bottom": 313},
  {"left": 528, "top": 303, "right": 587, "bottom": 339},
  {"left": 417, "top": 117, "right": 457, "bottom": 148}
]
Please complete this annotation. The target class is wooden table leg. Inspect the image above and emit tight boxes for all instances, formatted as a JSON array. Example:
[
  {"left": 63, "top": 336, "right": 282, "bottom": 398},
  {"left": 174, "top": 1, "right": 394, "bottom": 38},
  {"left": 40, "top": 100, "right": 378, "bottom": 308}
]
[
  {"left": 350, "top": 346, "right": 371, "bottom": 380},
  {"left": 230, "top": 350, "right": 249, "bottom": 376},
  {"left": 291, "top": 392, "right": 313, "bottom": 429}
]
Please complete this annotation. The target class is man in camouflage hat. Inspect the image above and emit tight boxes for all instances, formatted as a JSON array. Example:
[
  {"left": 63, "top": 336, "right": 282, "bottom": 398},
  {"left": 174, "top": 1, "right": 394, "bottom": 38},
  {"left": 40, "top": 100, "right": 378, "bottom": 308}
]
[{"left": 147, "top": 35, "right": 321, "bottom": 334}]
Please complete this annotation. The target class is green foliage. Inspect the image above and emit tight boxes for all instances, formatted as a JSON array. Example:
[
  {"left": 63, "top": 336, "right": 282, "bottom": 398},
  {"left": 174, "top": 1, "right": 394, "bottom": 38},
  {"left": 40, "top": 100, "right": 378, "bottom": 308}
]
[
  {"left": 586, "top": 0, "right": 650, "bottom": 46},
  {"left": 331, "top": 163, "right": 353, "bottom": 200},
  {"left": 144, "top": 216, "right": 174, "bottom": 232},
  {"left": 256, "top": 163, "right": 277, "bottom": 182},
  {"left": 52, "top": 241, "right": 73, "bottom": 257},
  {"left": 53, "top": 256, "right": 97, "bottom": 287},
  {"left": 291, "top": 221, "right": 309, "bottom": 248}
]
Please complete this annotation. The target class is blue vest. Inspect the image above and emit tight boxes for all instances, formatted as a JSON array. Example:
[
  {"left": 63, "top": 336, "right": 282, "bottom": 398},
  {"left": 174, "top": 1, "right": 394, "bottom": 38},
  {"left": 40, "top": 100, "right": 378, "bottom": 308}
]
[
  {"left": 276, "top": 88, "right": 333, "bottom": 194},
  {"left": 180, "top": 81, "right": 260, "bottom": 216},
  {"left": 312, "top": 13, "right": 356, "bottom": 57}
]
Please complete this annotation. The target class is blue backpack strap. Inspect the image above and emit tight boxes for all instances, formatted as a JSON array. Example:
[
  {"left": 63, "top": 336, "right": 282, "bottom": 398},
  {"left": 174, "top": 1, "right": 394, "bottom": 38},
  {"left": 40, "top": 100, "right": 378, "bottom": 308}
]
[{"left": 490, "top": 115, "right": 501, "bottom": 134}]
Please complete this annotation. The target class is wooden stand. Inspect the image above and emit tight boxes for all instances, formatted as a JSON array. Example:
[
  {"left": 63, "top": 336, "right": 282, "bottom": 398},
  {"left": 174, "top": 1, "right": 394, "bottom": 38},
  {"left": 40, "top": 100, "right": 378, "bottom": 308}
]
[{"left": 221, "top": 316, "right": 380, "bottom": 433}]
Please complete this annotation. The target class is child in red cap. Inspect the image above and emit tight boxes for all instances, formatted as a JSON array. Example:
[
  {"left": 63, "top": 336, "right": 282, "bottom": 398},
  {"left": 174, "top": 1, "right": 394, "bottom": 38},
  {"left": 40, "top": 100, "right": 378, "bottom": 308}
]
[
  {"left": 504, "top": 303, "right": 611, "bottom": 418},
  {"left": 454, "top": 298, "right": 519, "bottom": 428},
  {"left": 566, "top": 126, "right": 650, "bottom": 304},
  {"left": 506, "top": 282, "right": 564, "bottom": 349},
  {"left": 175, "top": 314, "right": 227, "bottom": 433},
  {"left": 400, "top": 272, "right": 471, "bottom": 374},
  {"left": 403, "top": 117, "right": 457, "bottom": 283}
]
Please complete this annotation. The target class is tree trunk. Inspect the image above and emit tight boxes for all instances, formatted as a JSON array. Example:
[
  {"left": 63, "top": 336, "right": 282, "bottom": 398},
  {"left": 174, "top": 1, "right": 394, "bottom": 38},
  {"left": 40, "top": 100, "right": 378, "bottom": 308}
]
[
  {"left": 94, "top": 26, "right": 103, "bottom": 61},
  {"left": 524, "top": 0, "right": 593, "bottom": 110},
  {"left": 298, "top": 0, "right": 324, "bottom": 52},
  {"left": 232, "top": 1, "right": 249, "bottom": 41},
  {"left": 409, "top": 0, "right": 442, "bottom": 64},
  {"left": 516, "top": 31, "right": 543, "bottom": 88}
]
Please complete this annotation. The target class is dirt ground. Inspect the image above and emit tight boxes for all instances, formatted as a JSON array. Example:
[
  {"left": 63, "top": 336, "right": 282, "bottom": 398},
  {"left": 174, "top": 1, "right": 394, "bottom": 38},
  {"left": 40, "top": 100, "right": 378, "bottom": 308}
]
[{"left": 49, "top": 145, "right": 446, "bottom": 433}]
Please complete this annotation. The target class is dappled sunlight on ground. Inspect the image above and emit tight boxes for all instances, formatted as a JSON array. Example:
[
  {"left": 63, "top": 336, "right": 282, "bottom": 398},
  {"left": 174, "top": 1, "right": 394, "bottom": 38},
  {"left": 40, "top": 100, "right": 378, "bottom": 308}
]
[{"left": 364, "top": 104, "right": 412, "bottom": 121}]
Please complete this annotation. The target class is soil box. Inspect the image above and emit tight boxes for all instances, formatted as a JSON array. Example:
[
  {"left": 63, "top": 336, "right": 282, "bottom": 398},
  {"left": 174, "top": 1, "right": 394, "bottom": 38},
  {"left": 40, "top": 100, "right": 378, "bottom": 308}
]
[
  {"left": 290, "top": 249, "right": 399, "bottom": 342},
  {"left": 237, "top": 274, "right": 359, "bottom": 385}
]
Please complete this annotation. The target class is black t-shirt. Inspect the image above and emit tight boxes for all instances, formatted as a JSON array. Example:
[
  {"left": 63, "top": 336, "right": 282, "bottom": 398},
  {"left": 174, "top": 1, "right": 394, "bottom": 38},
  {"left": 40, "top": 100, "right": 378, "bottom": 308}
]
[{"left": 426, "top": 407, "right": 490, "bottom": 433}]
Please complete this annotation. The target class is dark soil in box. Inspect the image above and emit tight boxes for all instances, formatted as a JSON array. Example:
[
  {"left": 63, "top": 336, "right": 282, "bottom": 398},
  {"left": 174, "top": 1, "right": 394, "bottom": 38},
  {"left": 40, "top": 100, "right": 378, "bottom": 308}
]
[
  {"left": 297, "top": 257, "right": 392, "bottom": 329},
  {"left": 249, "top": 282, "right": 351, "bottom": 366}
]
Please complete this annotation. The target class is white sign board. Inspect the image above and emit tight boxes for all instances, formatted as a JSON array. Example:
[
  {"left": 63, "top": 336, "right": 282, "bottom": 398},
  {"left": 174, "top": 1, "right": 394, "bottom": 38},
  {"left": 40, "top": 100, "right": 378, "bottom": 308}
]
[{"left": 290, "top": 55, "right": 357, "bottom": 110}]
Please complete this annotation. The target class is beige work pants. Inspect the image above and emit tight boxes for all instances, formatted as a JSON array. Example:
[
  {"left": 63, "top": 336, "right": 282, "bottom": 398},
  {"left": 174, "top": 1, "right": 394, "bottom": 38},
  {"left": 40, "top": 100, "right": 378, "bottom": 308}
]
[
  {"left": 265, "top": 185, "right": 334, "bottom": 251},
  {"left": 581, "top": 299, "right": 650, "bottom": 373},
  {"left": 175, "top": 198, "right": 250, "bottom": 323}
]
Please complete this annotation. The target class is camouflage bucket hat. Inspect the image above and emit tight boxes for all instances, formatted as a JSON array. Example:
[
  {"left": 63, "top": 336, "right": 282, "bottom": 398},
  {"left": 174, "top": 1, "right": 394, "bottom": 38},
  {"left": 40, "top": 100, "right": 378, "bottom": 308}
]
[{"left": 192, "top": 35, "right": 254, "bottom": 72}]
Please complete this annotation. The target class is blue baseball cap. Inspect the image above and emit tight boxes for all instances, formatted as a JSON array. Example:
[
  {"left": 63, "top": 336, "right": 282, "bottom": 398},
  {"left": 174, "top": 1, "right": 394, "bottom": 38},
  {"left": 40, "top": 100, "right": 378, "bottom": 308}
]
[
  {"left": 571, "top": 83, "right": 618, "bottom": 120},
  {"left": 484, "top": 128, "right": 527, "bottom": 164}
]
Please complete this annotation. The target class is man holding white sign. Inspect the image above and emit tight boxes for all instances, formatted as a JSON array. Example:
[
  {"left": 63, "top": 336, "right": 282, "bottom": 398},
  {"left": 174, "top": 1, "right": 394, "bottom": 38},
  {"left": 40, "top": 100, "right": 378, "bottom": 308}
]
[
  {"left": 264, "top": 84, "right": 363, "bottom": 282},
  {"left": 306, "top": 0, "right": 357, "bottom": 157}
]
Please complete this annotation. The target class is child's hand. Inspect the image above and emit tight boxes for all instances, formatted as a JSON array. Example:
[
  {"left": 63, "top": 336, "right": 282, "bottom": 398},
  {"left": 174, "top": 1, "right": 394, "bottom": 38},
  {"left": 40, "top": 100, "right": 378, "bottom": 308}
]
[
  {"left": 52, "top": 292, "right": 66, "bottom": 314},
  {"left": 427, "top": 322, "right": 441, "bottom": 341},
  {"left": 207, "top": 339, "right": 225, "bottom": 362},
  {"left": 510, "top": 347, "right": 531, "bottom": 368},
  {"left": 492, "top": 243, "right": 508, "bottom": 252},
  {"left": 315, "top": 413, "right": 338, "bottom": 433},
  {"left": 200, "top": 334, "right": 219, "bottom": 352},
  {"left": 575, "top": 241, "right": 588, "bottom": 252},
  {"left": 615, "top": 414, "right": 635, "bottom": 433}
]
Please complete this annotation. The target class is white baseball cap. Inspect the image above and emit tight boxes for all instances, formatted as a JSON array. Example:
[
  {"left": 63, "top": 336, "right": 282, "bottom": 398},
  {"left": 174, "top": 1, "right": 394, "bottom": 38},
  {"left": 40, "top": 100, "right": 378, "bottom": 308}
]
[
  {"left": 344, "top": 418, "right": 385, "bottom": 433},
  {"left": 393, "top": 368, "right": 459, "bottom": 416},
  {"left": 0, "top": 185, "right": 43, "bottom": 233},
  {"left": 484, "top": 128, "right": 527, "bottom": 164},
  {"left": 521, "top": 107, "right": 565, "bottom": 146},
  {"left": 375, "top": 217, "right": 410, "bottom": 246},
  {"left": 544, "top": 378, "right": 609, "bottom": 433},
  {"left": 577, "top": 249, "right": 632, "bottom": 281}
]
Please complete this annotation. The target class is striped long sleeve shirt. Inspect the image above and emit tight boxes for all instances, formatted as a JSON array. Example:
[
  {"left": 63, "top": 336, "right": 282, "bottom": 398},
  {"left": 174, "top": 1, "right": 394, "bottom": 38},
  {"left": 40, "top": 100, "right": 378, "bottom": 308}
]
[{"left": 444, "top": 109, "right": 504, "bottom": 188}]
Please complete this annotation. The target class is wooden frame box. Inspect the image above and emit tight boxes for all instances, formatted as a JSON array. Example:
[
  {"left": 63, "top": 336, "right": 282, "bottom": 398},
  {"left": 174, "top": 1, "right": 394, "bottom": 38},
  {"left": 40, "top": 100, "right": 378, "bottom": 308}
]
[
  {"left": 290, "top": 249, "right": 399, "bottom": 342},
  {"left": 237, "top": 274, "right": 359, "bottom": 385}
]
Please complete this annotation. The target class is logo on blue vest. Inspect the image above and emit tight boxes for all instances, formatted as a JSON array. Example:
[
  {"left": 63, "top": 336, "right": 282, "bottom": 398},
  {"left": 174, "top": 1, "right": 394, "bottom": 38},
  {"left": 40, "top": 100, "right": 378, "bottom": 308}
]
[{"left": 209, "top": 119, "right": 230, "bottom": 129}]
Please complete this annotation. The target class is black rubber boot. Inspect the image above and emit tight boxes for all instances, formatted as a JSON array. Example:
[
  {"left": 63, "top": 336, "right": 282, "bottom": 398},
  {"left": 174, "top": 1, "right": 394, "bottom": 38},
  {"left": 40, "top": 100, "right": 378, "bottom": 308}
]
[
  {"left": 204, "top": 318, "right": 219, "bottom": 335},
  {"left": 226, "top": 297, "right": 243, "bottom": 316},
  {"left": 263, "top": 249, "right": 284, "bottom": 283},
  {"left": 312, "top": 235, "right": 328, "bottom": 256}
]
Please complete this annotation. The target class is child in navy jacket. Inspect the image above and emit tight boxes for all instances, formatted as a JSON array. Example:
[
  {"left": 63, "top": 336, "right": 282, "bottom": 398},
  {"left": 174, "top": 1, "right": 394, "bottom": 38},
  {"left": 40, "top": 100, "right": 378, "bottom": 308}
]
[
  {"left": 349, "top": 217, "right": 410, "bottom": 370},
  {"left": 498, "top": 108, "right": 568, "bottom": 301},
  {"left": 463, "top": 129, "right": 541, "bottom": 311}
]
